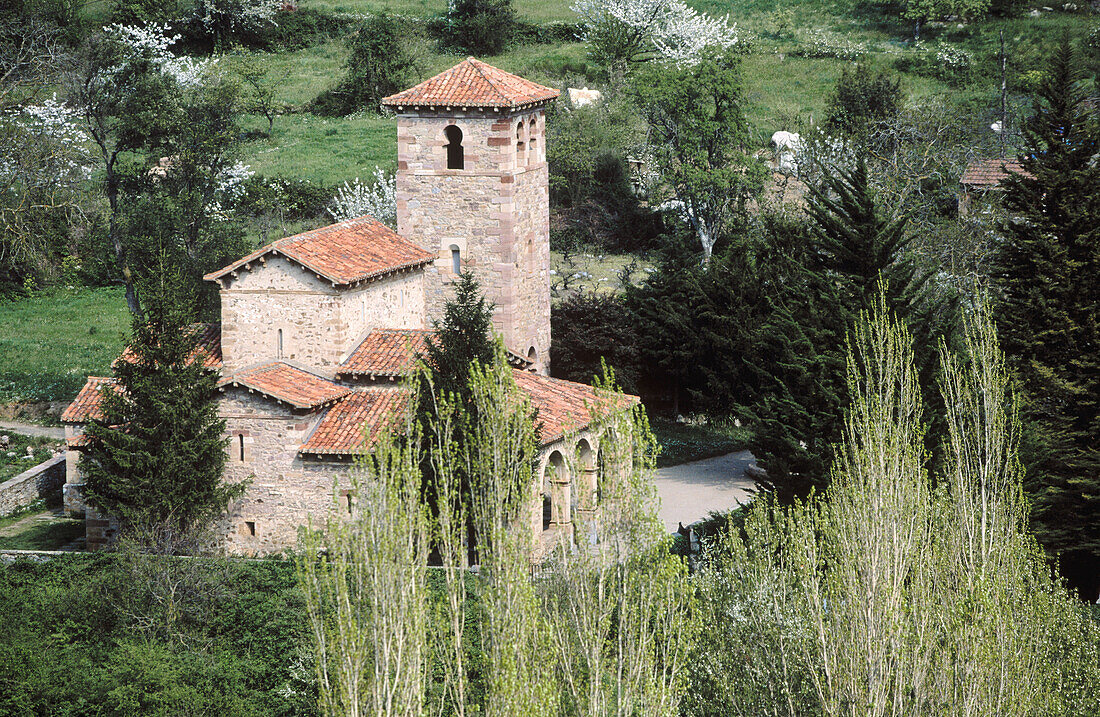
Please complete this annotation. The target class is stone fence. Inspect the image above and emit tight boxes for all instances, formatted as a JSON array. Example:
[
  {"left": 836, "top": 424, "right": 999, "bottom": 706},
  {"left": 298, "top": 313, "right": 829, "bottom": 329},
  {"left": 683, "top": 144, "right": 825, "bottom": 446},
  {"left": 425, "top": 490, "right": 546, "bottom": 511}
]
[{"left": 0, "top": 454, "right": 65, "bottom": 516}]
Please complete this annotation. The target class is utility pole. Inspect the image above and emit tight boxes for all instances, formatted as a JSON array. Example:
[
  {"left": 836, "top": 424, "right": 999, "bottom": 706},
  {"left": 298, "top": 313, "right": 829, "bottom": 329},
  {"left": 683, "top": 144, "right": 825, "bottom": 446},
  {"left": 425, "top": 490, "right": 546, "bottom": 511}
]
[{"left": 1000, "top": 31, "right": 1008, "bottom": 160}]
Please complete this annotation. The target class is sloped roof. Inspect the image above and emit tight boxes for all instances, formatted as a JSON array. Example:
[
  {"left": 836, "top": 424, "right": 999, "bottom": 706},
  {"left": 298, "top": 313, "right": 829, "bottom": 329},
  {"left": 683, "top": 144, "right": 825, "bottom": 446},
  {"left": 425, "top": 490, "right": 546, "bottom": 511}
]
[
  {"left": 514, "top": 371, "right": 637, "bottom": 444},
  {"left": 218, "top": 362, "right": 350, "bottom": 410},
  {"left": 115, "top": 322, "right": 222, "bottom": 370},
  {"left": 299, "top": 388, "right": 411, "bottom": 456},
  {"left": 337, "top": 329, "right": 431, "bottom": 379},
  {"left": 61, "top": 376, "right": 119, "bottom": 424},
  {"left": 382, "top": 57, "right": 560, "bottom": 111},
  {"left": 960, "top": 158, "right": 1029, "bottom": 187},
  {"left": 204, "top": 216, "right": 435, "bottom": 287}
]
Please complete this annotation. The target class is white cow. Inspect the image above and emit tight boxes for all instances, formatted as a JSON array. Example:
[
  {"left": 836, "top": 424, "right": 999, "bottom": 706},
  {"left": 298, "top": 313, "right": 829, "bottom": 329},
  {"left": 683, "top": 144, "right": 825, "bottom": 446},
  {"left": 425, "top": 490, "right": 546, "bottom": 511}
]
[
  {"left": 568, "top": 87, "right": 602, "bottom": 108},
  {"left": 770, "top": 131, "right": 802, "bottom": 175}
]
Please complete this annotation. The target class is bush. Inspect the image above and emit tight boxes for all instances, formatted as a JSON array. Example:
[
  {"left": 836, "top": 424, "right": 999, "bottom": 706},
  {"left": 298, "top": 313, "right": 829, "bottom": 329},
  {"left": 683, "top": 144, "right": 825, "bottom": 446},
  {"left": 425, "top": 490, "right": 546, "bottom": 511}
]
[
  {"left": 550, "top": 291, "right": 642, "bottom": 392},
  {"left": 824, "top": 64, "right": 903, "bottom": 136},
  {"left": 894, "top": 43, "right": 973, "bottom": 85},
  {"left": 310, "top": 13, "right": 416, "bottom": 116},
  {"left": 439, "top": 0, "right": 515, "bottom": 56},
  {"left": 238, "top": 175, "right": 332, "bottom": 221},
  {"left": 790, "top": 29, "right": 866, "bottom": 60}
]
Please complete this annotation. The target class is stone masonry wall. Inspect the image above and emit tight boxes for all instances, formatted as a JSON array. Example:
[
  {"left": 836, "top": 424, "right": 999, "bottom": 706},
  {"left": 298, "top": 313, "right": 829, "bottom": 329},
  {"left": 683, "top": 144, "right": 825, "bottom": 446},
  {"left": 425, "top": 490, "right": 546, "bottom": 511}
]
[
  {"left": 0, "top": 453, "right": 65, "bottom": 516},
  {"left": 395, "top": 107, "right": 552, "bottom": 372},
  {"left": 220, "top": 390, "right": 350, "bottom": 554},
  {"left": 219, "top": 256, "right": 425, "bottom": 371}
]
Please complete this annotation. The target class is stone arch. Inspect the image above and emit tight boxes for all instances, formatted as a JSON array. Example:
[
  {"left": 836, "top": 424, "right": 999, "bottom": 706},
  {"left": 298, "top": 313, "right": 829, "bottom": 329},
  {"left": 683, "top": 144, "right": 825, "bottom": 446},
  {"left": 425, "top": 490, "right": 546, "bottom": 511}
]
[
  {"left": 444, "top": 124, "right": 464, "bottom": 169},
  {"left": 527, "top": 346, "right": 537, "bottom": 369},
  {"left": 515, "top": 121, "right": 525, "bottom": 165},
  {"left": 542, "top": 450, "right": 570, "bottom": 532},
  {"left": 575, "top": 438, "right": 598, "bottom": 544}
]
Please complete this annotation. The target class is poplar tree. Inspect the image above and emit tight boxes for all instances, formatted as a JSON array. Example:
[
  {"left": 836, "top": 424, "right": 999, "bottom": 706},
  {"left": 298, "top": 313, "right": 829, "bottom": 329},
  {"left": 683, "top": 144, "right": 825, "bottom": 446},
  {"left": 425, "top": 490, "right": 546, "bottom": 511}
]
[
  {"left": 81, "top": 265, "right": 245, "bottom": 549},
  {"left": 994, "top": 36, "right": 1100, "bottom": 598}
]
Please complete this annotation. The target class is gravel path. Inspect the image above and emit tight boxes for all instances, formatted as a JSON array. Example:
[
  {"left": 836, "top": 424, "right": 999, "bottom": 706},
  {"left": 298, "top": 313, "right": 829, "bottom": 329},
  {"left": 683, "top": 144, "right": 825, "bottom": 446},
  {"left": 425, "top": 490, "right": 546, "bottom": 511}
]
[
  {"left": 654, "top": 451, "right": 757, "bottom": 532},
  {"left": 0, "top": 422, "right": 65, "bottom": 440}
]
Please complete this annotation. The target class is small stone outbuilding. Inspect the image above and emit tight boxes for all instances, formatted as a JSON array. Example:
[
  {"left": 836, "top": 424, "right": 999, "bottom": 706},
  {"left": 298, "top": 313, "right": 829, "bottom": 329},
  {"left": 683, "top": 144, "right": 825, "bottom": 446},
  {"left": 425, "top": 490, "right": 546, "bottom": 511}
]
[{"left": 958, "top": 157, "right": 1029, "bottom": 216}]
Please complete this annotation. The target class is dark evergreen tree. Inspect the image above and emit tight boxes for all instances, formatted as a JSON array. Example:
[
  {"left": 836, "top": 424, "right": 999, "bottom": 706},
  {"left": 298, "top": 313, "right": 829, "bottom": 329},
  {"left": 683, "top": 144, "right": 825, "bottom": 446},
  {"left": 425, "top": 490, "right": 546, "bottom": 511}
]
[
  {"left": 739, "top": 212, "right": 848, "bottom": 502},
  {"left": 994, "top": 37, "right": 1100, "bottom": 599},
  {"left": 81, "top": 264, "right": 246, "bottom": 548},
  {"left": 550, "top": 291, "right": 642, "bottom": 393},
  {"left": 420, "top": 271, "right": 497, "bottom": 408}
]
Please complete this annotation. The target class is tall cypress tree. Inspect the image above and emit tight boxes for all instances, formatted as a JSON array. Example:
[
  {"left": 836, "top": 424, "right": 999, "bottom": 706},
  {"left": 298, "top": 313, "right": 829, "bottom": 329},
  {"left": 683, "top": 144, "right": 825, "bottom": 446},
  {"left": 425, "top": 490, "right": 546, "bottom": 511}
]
[
  {"left": 82, "top": 264, "right": 245, "bottom": 549},
  {"left": 994, "top": 36, "right": 1100, "bottom": 598}
]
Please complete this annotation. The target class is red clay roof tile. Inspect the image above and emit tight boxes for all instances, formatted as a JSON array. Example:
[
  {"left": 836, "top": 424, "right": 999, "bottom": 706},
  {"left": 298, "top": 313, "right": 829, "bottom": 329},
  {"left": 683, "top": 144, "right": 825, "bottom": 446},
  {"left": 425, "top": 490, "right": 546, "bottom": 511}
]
[
  {"left": 513, "top": 371, "right": 637, "bottom": 444},
  {"left": 960, "top": 158, "right": 1029, "bottom": 187},
  {"left": 218, "top": 362, "right": 350, "bottom": 410},
  {"left": 61, "top": 376, "right": 119, "bottom": 423},
  {"left": 204, "top": 216, "right": 434, "bottom": 286},
  {"left": 115, "top": 322, "right": 222, "bottom": 369},
  {"left": 337, "top": 329, "right": 431, "bottom": 378},
  {"left": 382, "top": 57, "right": 560, "bottom": 110},
  {"left": 299, "top": 388, "right": 411, "bottom": 456}
]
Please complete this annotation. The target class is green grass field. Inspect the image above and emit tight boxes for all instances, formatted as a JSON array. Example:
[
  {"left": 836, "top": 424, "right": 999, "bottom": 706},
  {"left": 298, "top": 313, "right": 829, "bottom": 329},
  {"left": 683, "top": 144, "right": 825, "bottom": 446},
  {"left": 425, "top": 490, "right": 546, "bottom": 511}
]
[
  {"left": 0, "top": 288, "right": 129, "bottom": 403},
  {"left": 0, "top": 433, "right": 62, "bottom": 483}
]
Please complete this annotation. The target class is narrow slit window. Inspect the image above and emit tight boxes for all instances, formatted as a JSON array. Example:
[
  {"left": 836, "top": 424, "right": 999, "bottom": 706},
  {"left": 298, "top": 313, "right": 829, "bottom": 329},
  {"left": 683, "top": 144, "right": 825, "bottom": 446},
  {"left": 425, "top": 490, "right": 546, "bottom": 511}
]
[
  {"left": 346, "top": 494, "right": 354, "bottom": 514},
  {"left": 277, "top": 328, "right": 284, "bottom": 359},
  {"left": 444, "top": 125, "right": 464, "bottom": 170},
  {"left": 450, "top": 245, "right": 461, "bottom": 274},
  {"left": 238, "top": 434, "right": 245, "bottom": 462}
]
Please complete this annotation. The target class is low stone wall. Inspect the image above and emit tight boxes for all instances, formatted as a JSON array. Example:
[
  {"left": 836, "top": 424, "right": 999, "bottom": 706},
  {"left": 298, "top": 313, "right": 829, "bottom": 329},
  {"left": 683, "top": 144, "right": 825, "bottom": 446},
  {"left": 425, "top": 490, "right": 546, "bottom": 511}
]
[{"left": 0, "top": 454, "right": 65, "bottom": 516}]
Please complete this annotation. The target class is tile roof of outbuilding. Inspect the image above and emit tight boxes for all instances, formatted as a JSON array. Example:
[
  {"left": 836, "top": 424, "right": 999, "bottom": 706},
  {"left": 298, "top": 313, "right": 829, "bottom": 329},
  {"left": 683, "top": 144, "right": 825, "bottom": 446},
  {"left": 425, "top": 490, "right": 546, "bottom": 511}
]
[
  {"left": 513, "top": 370, "right": 638, "bottom": 444},
  {"left": 61, "top": 376, "right": 119, "bottom": 424},
  {"left": 299, "top": 388, "right": 411, "bottom": 456},
  {"left": 218, "top": 362, "right": 351, "bottom": 410},
  {"left": 115, "top": 322, "right": 222, "bottom": 370},
  {"left": 204, "top": 216, "right": 435, "bottom": 287},
  {"left": 337, "top": 329, "right": 431, "bottom": 379},
  {"left": 381, "top": 57, "right": 560, "bottom": 110},
  {"left": 960, "top": 158, "right": 1029, "bottom": 187}
]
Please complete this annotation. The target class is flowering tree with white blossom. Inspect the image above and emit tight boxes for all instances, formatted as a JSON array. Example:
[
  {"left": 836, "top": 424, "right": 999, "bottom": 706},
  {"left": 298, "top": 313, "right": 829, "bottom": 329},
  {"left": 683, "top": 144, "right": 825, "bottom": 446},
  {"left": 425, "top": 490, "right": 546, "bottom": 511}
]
[
  {"left": 572, "top": 0, "right": 741, "bottom": 67},
  {"left": 192, "top": 0, "right": 282, "bottom": 49},
  {"left": 327, "top": 167, "right": 397, "bottom": 228}
]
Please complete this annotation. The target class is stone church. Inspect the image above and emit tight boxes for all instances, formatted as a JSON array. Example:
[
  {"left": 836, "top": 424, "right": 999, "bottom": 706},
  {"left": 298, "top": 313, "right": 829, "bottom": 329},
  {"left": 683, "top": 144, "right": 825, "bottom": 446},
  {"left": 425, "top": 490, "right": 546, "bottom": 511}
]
[{"left": 61, "top": 59, "right": 635, "bottom": 555}]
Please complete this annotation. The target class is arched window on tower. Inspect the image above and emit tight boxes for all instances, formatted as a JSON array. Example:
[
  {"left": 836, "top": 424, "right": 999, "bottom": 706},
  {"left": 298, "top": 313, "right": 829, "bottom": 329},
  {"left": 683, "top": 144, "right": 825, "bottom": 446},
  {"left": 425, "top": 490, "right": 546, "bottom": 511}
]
[
  {"left": 515, "top": 122, "right": 525, "bottom": 165},
  {"left": 444, "top": 125, "right": 464, "bottom": 169},
  {"left": 450, "top": 244, "right": 461, "bottom": 274},
  {"left": 528, "top": 117, "right": 537, "bottom": 164}
]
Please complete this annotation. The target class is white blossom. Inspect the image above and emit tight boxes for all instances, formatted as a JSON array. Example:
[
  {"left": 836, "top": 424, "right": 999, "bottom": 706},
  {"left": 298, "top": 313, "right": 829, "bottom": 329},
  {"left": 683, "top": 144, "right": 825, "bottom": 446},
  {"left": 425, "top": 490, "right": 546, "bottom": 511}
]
[
  {"left": 1, "top": 96, "right": 93, "bottom": 190},
  {"left": 572, "top": 0, "right": 741, "bottom": 65},
  {"left": 194, "top": 0, "right": 281, "bottom": 36},
  {"left": 105, "top": 23, "right": 216, "bottom": 89},
  {"left": 327, "top": 167, "right": 397, "bottom": 228}
]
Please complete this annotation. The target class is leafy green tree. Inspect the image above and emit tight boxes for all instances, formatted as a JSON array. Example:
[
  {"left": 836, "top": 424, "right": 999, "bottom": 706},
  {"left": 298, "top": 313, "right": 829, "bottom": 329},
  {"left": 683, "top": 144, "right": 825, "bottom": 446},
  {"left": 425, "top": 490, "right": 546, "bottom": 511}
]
[
  {"left": 312, "top": 12, "right": 416, "bottom": 116},
  {"left": 994, "top": 37, "right": 1100, "bottom": 599},
  {"left": 440, "top": 0, "right": 515, "bottom": 56},
  {"left": 82, "top": 266, "right": 246, "bottom": 548},
  {"left": 823, "top": 64, "right": 902, "bottom": 138},
  {"left": 632, "top": 47, "right": 765, "bottom": 263}
]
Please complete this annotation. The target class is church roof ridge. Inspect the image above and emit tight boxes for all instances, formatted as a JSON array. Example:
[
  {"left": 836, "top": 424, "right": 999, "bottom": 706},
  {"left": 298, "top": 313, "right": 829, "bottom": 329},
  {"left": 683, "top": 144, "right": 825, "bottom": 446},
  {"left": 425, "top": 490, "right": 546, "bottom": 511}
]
[
  {"left": 204, "top": 215, "right": 434, "bottom": 288},
  {"left": 218, "top": 361, "right": 350, "bottom": 410},
  {"left": 381, "top": 57, "right": 560, "bottom": 111}
]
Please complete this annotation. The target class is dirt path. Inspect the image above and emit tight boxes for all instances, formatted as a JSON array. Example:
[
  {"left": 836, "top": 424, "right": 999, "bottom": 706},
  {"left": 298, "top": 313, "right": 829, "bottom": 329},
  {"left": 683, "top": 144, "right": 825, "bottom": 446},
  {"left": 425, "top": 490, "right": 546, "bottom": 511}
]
[
  {"left": 654, "top": 450, "right": 757, "bottom": 533},
  {"left": 0, "top": 422, "right": 65, "bottom": 440}
]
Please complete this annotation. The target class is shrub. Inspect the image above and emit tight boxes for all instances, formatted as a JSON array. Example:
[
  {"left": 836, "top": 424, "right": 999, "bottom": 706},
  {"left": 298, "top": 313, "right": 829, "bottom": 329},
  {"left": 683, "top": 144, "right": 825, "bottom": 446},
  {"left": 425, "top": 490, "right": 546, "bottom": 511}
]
[
  {"left": 824, "top": 63, "right": 903, "bottom": 136},
  {"left": 439, "top": 0, "right": 516, "bottom": 56},
  {"left": 238, "top": 175, "right": 332, "bottom": 221},
  {"left": 790, "top": 28, "right": 866, "bottom": 60},
  {"left": 550, "top": 291, "right": 642, "bottom": 392},
  {"left": 310, "top": 13, "right": 416, "bottom": 116}
]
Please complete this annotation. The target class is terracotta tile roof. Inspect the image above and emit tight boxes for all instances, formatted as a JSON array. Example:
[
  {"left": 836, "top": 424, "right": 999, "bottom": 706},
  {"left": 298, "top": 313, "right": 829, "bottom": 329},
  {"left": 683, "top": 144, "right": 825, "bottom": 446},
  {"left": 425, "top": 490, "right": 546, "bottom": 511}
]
[
  {"left": 299, "top": 388, "right": 411, "bottom": 456},
  {"left": 204, "top": 216, "right": 435, "bottom": 287},
  {"left": 61, "top": 377, "right": 119, "bottom": 424},
  {"left": 960, "top": 158, "right": 1029, "bottom": 187},
  {"left": 218, "top": 362, "right": 350, "bottom": 410},
  {"left": 514, "top": 371, "right": 637, "bottom": 444},
  {"left": 382, "top": 57, "right": 560, "bottom": 110},
  {"left": 338, "top": 329, "right": 431, "bottom": 378},
  {"left": 115, "top": 322, "right": 222, "bottom": 370}
]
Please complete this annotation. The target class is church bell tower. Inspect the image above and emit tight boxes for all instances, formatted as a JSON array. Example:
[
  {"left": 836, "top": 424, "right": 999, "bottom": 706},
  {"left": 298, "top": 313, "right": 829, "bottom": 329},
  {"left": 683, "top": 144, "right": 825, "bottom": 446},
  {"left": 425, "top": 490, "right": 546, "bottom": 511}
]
[{"left": 382, "top": 58, "right": 559, "bottom": 373}]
